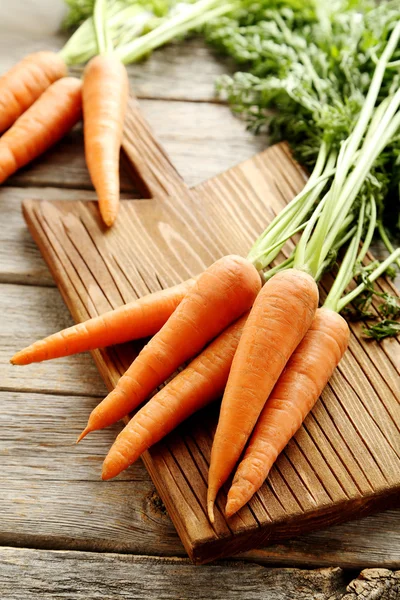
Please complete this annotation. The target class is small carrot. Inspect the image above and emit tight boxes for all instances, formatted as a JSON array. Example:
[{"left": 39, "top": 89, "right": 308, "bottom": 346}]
[
  {"left": 0, "top": 77, "right": 82, "bottom": 185},
  {"left": 102, "top": 314, "right": 248, "bottom": 481},
  {"left": 0, "top": 51, "right": 67, "bottom": 134},
  {"left": 225, "top": 307, "right": 349, "bottom": 518},
  {"left": 11, "top": 279, "right": 195, "bottom": 366},
  {"left": 207, "top": 268, "right": 318, "bottom": 522},
  {"left": 83, "top": 54, "right": 128, "bottom": 226},
  {"left": 78, "top": 255, "right": 261, "bottom": 441}
]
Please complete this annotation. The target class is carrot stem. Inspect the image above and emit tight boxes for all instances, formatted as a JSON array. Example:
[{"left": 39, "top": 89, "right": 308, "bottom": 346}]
[
  {"left": 247, "top": 142, "right": 336, "bottom": 269},
  {"left": 377, "top": 220, "right": 400, "bottom": 269},
  {"left": 93, "top": 0, "right": 112, "bottom": 56},
  {"left": 337, "top": 248, "right": 400, "bottom": 312},
  {"left": 116, "top": 0, "right": 235, "bottom": 64}
]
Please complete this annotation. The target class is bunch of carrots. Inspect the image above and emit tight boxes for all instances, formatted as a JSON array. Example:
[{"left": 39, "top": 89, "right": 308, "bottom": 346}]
[
  {"left": 11, "top": 22, "right": 400, "bottom": 520},
  {"left": 0, "top": 0, "right": 233, "bottom": 226},
  {"left": 0, "top": 0, "right": 126, "bottom": 226}
]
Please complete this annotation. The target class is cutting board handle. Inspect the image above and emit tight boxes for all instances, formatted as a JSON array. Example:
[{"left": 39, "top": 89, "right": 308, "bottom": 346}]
[{"left": 122, "top": 95, "right": 188, "bottom": 198}]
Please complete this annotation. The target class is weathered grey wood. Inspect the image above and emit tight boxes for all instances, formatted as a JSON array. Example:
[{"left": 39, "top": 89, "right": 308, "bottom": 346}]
[
  {"left": 7, "top": 100, "right": 267, "bottom": 190},
  {"left": 241, "top": 510, "right": 400, "bottom": 568},
  {"left": 0, "top": 32, "right": 234, "bottom": 102},
  {"left": 1, "top": 385, "right": 400, "bottom": 566},
  {"left": 0, "top": 187, "right": 110, "bottom": 286},
  {"left": 342, "top": 569, "right": 400, "bottom": 600},
  {"left": 0, "top": 389, "right": 180, "bottom": 555},
  {"left": 0, "top": 547, "right": 348, "bottom": 600},
  {"left": 0, "top": 283, "right": 106, "bottom": 397}
]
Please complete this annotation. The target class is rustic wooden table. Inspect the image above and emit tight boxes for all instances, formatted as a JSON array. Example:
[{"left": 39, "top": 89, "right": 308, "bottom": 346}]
[{"left": 0, "top": 19, "right": 399, "bottom": 599}]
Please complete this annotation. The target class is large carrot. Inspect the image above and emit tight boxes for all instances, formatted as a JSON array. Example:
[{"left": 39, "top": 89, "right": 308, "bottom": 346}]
[
  {"left": 207, "top": 268, "right": 318, "bottom": 522},
  {"left": 0, "top": 77, "right": 82, "bottom": 185},
  {"left": 225, "top": 307, "right": 349, "bottom": 517},
  {"left": 0, "top": 51, "right": 67, "bottom": 134},
  {"left": 78, "top": 255, "right": 261, "bottom": 441},
  {"left": 11, "top": 279, "right": 195, "bottom": 366},
  {"left": 102, "top": 314, "right": 248, "bottom": 480},
  {"left": 82, "top": 55, "right": 128, "bottom": 226}
]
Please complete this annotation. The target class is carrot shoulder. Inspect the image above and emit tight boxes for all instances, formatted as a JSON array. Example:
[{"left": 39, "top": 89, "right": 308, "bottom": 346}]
[
  {"left": 225, "top": 307, "right": 349, "bottom": 517},
  {"left": 78, "top": 255, "right": 261, "bottom": 441},
  {"left": 11, "top": 279, "right": 195, "bottom": 366},
  {"left": 102, "top": 314, "right": 247, "bottom": 480},
  {"left": 207, "top": 268, "right": 319, "bottom": 522},
  {"left": 0, "top": 77, "right": 82, "bottom": 185},
  {"left": 0, "top": 51, "right": 67, "bottom": 134},
  {"left": 83, "top": 55, "right": 129, "bottom": 227}
]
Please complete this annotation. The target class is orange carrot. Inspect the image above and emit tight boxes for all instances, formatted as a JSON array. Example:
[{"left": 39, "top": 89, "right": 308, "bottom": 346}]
[
  {"left": 78, "top": 255, "right": 261, "bottom": 441},
  {"left": 0, "top": 77, "right": 82, "bottom": 185},
  {"left": 207, "top": 268, "right": 318, "bottom": 522},
  {"left": 83, "top": 55, "right": 129, "bottom": 226},
  {"left": 0, "top": 51, "right": 67, "bottom": 134},
  {"left": 11, "top": 279, "right": 195, "bottom": 366},
  {"left": 102, "top": 314, "right": 248, "bottom": 480},
  {"left": 225, "top": 307, "right": 349, "bottom": 517}
]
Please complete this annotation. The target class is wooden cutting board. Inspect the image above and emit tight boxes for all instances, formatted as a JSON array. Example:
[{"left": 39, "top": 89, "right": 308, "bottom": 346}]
[{"left": 22, "top": 96, "right": 400, "bottom": 564}]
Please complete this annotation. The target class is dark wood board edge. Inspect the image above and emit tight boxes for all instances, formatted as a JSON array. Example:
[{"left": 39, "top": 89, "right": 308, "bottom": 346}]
[
  {"left": 121, "top": 96, "right": 189, "bottom": 199},
  {"left": 187, "top": 487, "right": 400, "bottom": 565}
]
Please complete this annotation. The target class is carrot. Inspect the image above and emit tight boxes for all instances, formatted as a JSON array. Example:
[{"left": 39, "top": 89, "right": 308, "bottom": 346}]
[
  {"left": 11, "top": 279, "right": 195, "bottom": 366},
  {"left": 0, "top": 51, "right": 67, "bottom": 134},
  {"left": 0, "top": 77, "right": 82, "bottom": 185},
  {"left": 102, "top": 314, "right": 248, "bottom": 480},
  {"left": 82, "top": 54, "right": 129, "bottom": 227},
  {"left": 78, "top": 255, "right": 261, "bottom": 441},
  {"left": 207, "top": 268, "right": 318, "bottom": 522},
  {"left": 225, "top": 307, "right": 349, "bottom": 517}
]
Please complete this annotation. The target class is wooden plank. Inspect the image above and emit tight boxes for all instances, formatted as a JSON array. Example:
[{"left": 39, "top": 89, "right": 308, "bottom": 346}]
[
  {"left": 1, "top": 547, "right": 399, "bottom": 600},
  {"left": 0, "top": 283, "right": 106, "bottom": 397},
  {"left": 22, "top": 138, "right": 400, "bottom": 563},
  {"left": 0, "top": 187, "right": 112, "bottom": 286},
  {"left": 0, "top": 390, "right": 180, "bottom": 556},
  {"left": 0, "top": 32, "right": 233, "bottom": 102},
  {"left": 0, "top": 548, "right": 349, "bottom": 600},
  {"left": 1, "top": 384, "right": 399, "bottom": 567},
  {"left": 0, "top": 188, "right": 398, "bottom": 290}
]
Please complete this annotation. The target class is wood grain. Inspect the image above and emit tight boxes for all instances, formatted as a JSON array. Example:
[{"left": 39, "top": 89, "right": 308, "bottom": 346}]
[
  {"left": 23, "top": 123, "right": 400, "bottom": 562},
  {"left": 2, "top": 290, "right": 399, "bottom": 568},
  {"left": 1, "top": 186, "right": 398, "bottom": 290},
  {"left": 7, "top": 100, "right": 267, "bottom": 190},
  {"left": 0, "top": 187, "right": 113, "bottom": 286},
  {"left": 0, "top": 283, "right": 106, "bottom": 397},
  {"left": 0, "top": 548, "right": 348, "bottom": 600},
  {"left": 0, "top": 547, "right": 399, "bottom": 600}
]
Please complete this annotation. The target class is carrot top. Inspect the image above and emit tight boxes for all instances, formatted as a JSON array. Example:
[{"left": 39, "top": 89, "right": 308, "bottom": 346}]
[{"left": 246, "top": 23, "right": 400, "bottom": 337}]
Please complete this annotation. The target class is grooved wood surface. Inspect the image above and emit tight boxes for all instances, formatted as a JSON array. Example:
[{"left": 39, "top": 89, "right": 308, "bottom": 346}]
[
  {"left": 22, "top": 94, "right": 400, "bottom": 563},
  {"left": 0, "top": 548, "right": 349, "bottom": 600}
]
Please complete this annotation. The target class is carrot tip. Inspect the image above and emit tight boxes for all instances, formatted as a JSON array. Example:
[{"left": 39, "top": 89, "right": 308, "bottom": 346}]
[
  {"left": 10, "top": 351, "right": 26, "bottom": 365},
  {"left": 76, "top": 425, "right": 92, "bottom": 444},
  {"left": 225, "top": 498, "right": 240, "bottom": 519},
  {"left": 101, "top": 459, "right": 114, "bottom": 481},
  {"left": 100, "top": 206, "right": 118, "bottom": 228},
  {"left": 207, "top": 500, "right": 215, "bottom": 524}
]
